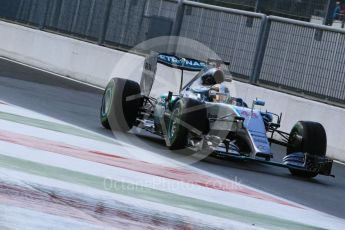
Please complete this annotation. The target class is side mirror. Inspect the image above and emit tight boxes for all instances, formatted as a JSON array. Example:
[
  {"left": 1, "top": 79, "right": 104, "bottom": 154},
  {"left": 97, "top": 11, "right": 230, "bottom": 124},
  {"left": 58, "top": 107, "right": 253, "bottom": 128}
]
[{"left": 253, "top": 99, "right": 265, "bottom": 106}]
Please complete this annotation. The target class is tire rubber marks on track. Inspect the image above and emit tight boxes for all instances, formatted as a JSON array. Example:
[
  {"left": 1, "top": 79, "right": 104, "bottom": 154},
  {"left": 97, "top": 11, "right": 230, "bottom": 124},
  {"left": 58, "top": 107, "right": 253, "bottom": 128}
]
[{"left": 0, "top": 182, "right": 193, "bottom": 230}]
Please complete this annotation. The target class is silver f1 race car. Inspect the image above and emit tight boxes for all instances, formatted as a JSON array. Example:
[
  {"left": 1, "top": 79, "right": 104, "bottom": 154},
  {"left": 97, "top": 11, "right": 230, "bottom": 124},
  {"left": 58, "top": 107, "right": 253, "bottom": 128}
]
[{"left": 100, "top": 52, "right": 334, "bottom": 178}]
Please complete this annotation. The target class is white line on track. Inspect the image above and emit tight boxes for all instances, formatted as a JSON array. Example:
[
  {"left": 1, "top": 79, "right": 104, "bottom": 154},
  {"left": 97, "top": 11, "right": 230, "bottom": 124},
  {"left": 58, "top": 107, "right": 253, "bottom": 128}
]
[{"left": 0, "top": 56, "right": 105, "bottom": 90}]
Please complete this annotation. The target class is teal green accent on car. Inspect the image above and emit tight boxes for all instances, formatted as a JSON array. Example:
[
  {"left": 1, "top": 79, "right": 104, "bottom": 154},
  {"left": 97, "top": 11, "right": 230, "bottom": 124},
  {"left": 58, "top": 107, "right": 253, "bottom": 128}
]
[{"left": 158, "top": 94, "right": 178, "bottom": 106}]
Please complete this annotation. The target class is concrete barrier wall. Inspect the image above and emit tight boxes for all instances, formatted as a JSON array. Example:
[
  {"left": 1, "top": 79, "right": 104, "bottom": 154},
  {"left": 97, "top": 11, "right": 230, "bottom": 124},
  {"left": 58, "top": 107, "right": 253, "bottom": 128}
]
[
  {"left": 0, "top": 21, "right": 344, "bottom": 162},
  {"left": 0, "top": 21, "right": 144, "bottom": 88}
]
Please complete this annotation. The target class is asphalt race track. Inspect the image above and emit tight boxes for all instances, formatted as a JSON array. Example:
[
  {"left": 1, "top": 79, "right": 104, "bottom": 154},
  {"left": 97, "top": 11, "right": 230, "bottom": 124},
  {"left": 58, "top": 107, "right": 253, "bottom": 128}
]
[{"left": 1, "top": 58, "right": 345, "bottom": 219}]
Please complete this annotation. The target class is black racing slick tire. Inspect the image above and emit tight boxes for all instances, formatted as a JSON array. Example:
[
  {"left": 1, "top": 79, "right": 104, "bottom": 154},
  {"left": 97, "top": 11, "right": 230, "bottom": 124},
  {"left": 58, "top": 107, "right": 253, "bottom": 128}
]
[
  {"left": 287, "top": 121, "right": 327, "bottom": 178},
  {"left": 166, "top": 98, "right": 208, "bottom": 150},
  {"left": 100, "top": 78, "right": 141, "bottom": 132}
]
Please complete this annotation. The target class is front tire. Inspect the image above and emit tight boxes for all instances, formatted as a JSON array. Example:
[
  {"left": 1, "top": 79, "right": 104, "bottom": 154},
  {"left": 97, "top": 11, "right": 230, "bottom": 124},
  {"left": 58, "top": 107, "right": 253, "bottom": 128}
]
[
  {"left": 287, "top": 121, "right": 327, "bottom": 178},
  {"left": 100, "top": 78, "right": 141, "bottom": 132},
  {"left": 166, "top": 98, "right": 208, "bottom": 150}
]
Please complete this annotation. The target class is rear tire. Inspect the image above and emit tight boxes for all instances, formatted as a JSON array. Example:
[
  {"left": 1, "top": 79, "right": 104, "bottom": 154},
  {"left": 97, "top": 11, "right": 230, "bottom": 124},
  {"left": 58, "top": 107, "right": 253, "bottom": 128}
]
[
  {"left": 287, "top": 121, "right": 327, "bottom": 178},
  {"left": 100, "top": 78, "right": 141, "bottom": 132}
]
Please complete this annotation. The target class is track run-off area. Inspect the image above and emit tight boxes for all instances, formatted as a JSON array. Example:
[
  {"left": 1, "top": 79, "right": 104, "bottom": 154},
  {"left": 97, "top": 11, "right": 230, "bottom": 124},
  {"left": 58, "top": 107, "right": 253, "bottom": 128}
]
[{"left": 0, "top": 58, "right": 345, "bottom": 229}]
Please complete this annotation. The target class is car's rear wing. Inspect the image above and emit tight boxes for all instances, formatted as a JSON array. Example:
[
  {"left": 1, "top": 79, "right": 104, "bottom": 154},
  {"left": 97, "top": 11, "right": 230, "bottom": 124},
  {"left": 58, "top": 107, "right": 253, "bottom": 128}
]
[
  {"left": 140, "top": 52, "right": 231, "bottom": 96},
  {"left": 157, "top": 53, "right": 207, "bottom": 72}
]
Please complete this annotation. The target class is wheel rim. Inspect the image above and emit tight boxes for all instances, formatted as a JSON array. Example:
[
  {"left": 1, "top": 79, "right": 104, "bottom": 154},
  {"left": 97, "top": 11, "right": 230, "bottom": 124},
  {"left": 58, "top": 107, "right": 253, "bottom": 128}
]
[
  {"left": 290, "top": 131, "right": 302, "bottom": 147},
  {"left": 287, "top": 129, "right": 303, "bottom": 154},
  {"left": 168, "top": 109, "right": 179, "bottom": 139},
  {"left": 101, "top": 87, "right": 112, "bottom": 116}
]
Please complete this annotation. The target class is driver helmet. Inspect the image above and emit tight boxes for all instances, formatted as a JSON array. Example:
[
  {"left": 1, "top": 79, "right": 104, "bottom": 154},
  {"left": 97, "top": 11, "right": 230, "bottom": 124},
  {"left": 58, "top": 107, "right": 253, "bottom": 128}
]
[{"left": 201, "top": 68, "right": 225, "bottom": 86}]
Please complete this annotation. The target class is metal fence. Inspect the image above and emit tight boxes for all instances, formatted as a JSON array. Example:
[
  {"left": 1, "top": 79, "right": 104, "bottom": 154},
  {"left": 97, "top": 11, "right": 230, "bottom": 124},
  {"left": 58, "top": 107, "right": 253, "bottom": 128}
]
[
  {"left": 259, "top": 0, "right": 329, "bottom": 21},
  {"left": 0, "top": 0, "right": 344, "bottom": 104},
  {"left": 259, "top": 16, "right": 345, "bottom": 103},
  {"left": 177, "top": 1, "right": 265, "bottom": 79},
  {"left": 0, "top": 0, "right": 179, "bottom": 47},
  {"left": 195, "top": 0, "right": 329, "bottom": 21},
  {"left": 194, "top": 0, "right": 256, "bottom": 11}
]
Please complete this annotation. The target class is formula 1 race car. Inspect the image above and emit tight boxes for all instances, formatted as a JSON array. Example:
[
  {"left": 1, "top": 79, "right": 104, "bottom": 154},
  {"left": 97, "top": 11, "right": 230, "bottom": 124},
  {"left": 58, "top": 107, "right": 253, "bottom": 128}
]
[{"left": 100, "top": 52, "right": 334, "bottom": 178}]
